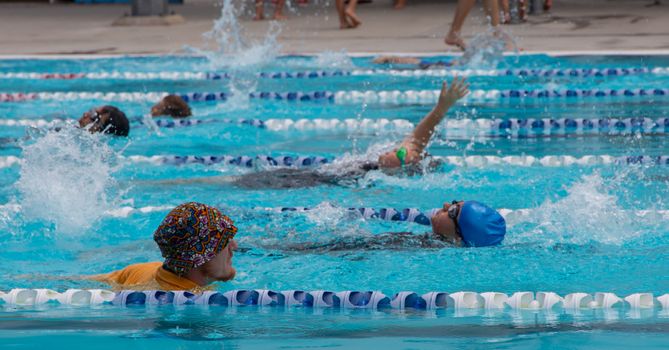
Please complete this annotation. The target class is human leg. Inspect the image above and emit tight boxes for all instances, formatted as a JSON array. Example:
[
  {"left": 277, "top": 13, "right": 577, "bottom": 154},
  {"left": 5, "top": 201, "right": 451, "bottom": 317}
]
[
  {"left": 346, "top": 0, "right": 362, "bottom": 27},
  {"left": 336, "top": 0, "right": 352, "bottom": 29},
  {"left": 254, "top": 0, "right": 265, "bottom": 20},
  {"left": 273, "top": 0, "right": 287, "bottom": 20},
  {"left": 445, "top": 0, "right": 476, "bottom": 50}
]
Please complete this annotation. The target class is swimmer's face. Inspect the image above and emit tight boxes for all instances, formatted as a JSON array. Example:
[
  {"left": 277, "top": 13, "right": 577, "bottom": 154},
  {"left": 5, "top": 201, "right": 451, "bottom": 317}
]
[
  {"left": 378, "top": 151, "right": 402, "bottom": 168},
  {"left": 79, "top": 107, "right": 101, "bottom": 128},
  {"left": 150, "top": 101, "right": 165, "bottom": 117},
  {"left": 431, "top": 201, "right": 463, "bottom": 245},
  {"left": 378, "top": 149, "right": 420, "bottom": 169},
  {"left": 202, "top": 239, "right": 238, "bottom": 282}
]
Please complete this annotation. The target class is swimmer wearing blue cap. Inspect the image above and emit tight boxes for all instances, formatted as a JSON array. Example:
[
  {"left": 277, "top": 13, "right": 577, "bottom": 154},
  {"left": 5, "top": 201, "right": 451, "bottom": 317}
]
[
  {"left": 430, "top": 200, "right": 506, "bottom": 247},
  {"left": 262, "top": 200, "right": 506, "bottom": 252}
]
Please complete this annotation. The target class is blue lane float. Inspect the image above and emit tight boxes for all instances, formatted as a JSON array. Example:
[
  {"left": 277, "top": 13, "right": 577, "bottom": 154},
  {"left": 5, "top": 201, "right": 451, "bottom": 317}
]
[
  {"left": 133, "top": 117, "right": 266, "bottom": 129},
  {"left": 125, "top": 154, "right": 330, "bottom": 168},
  {"left": 1, "top": 289, "right": 667, "bottom": 311},
  {"left": 267, "top": 207, "right": 436, "bottom": 226},
  {"left": 123, "top": 154, "right": 669, "bottom": 168}
]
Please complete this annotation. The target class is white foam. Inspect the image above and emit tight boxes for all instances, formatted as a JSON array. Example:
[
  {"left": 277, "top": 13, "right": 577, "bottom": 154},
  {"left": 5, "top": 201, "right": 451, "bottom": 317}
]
[{"left": 15, "top": 128, "right": 121, "bottom": 233}]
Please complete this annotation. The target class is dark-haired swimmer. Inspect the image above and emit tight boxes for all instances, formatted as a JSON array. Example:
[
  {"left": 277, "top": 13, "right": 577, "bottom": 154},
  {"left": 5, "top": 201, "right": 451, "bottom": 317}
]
[
  {"left": 78, "top": 105, "right": 130, "bottom": 137},
  {"left": 151, "top": 94, "right": 192, "bottom": 118},
  {"left": 262, "top": 201, "right": 506, "bottom": 250}
]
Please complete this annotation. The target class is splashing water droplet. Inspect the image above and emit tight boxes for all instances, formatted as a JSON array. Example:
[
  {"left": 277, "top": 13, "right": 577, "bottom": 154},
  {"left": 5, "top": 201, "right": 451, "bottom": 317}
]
[{"left": 16, "top": 128, "right": 122, "bottom": 234}]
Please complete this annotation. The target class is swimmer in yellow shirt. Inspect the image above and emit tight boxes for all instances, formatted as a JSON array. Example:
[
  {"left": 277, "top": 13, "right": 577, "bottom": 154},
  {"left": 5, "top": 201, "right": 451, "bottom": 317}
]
[{"left": 90, "top": 202, "right": 238, "bottom": 291}]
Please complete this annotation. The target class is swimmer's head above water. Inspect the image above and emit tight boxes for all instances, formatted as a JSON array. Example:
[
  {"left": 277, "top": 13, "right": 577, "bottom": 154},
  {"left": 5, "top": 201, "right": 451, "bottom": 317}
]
[
  {"left": 151, "top": 94, "right": 192, "bottom": 118},
  {"left": 78, "top": 105, "right": 129, "bottom": 136},
  {"left": 89, "top": 202, "right": 239, "bottom": 291},
  {"left": 154, "top": 202, "right": 238, "bottom": 281},
  {"left": 431, "top": 200, "right": 506, "bottom": 247}
]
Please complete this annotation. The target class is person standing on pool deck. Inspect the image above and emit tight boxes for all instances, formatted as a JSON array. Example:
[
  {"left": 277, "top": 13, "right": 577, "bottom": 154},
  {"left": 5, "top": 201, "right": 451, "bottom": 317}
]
[
  {"left": 89, "top": 202, "right": 238, "bottom": 291},
  {"left": 445, "top": 0, "right": 500, "bottom": 50}
]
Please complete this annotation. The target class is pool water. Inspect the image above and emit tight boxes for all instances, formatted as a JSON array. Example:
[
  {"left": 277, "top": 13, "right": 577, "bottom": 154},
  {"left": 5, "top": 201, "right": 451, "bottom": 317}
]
[{"left": 0, "top": 54, "right": 668, "bottom": 349}]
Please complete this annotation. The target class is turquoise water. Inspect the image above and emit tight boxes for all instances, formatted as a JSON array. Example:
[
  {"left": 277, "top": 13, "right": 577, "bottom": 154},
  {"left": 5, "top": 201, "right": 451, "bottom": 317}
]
[{"left": 0, "top": 54, "right": 668, "bottom": 348}]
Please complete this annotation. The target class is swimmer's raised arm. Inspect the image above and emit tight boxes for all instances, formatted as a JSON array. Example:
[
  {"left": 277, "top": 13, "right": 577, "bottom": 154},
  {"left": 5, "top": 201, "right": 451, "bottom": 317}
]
[
  {"left": 405, "top": 77, "right": 469, "bottom": 155},
  {"left": 378, "top": 77, "right": 469, "bottom": 168}
]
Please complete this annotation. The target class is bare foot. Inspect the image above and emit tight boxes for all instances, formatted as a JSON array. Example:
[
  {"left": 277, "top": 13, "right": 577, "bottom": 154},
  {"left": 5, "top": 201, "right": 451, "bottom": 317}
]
[
  {"left": 253, "top": 14, "right": 265, "bottom": 21},
  {"left": 345, "top": 9, "right": 362, "bottom": 28},
  {"left": 394, "top": 0, "right": 406, "bottom": 9},
  {"left": 273, "top": 13, "right": 288, "bottom": 20},
  {"left": 444, "top": 32, "right": 466, "bottom": 51},
  {"left": 339, "top": 20, "right": 354, "bottom": 29}
]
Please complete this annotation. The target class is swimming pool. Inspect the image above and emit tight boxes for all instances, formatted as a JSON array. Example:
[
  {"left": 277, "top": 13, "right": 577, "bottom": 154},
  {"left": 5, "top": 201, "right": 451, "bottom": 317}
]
[{"left": 0, "top": 53, "right": 668, "bottom": 349}]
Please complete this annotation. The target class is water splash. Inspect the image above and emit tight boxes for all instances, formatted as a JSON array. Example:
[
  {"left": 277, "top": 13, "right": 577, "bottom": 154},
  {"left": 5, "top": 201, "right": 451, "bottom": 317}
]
[
  {"left": 15, "top": 128, "right": 122, "bottom": 234},
  {"left": 192, "top": 0, "right": 282, "bottom": 69},
  {"left": 314, "top": 50, "right": 354, "bottom": 69},
  {"left": 188, "top": 0, "right": 282, "bottom": 110},
  {"left": 515, "top": 172, "right": 645, "bottom": 246},
  {"left": 317, "top": 141, "right": 392, "bottom": 177},
  {"left": 458, "top": 27, "right": 517, "bottom": 68}
]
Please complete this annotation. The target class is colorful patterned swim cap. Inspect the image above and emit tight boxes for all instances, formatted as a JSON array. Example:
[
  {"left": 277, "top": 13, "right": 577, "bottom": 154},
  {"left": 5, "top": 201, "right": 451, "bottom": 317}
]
[{"left": 154, "top": 202, "right": 237, "bottom": 276}]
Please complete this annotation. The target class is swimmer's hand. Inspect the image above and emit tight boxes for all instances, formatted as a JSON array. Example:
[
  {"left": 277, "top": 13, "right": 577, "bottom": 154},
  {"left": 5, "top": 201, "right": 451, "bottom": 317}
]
[{"left": 437, "top": 77, "right": 469, "bottom": 113}]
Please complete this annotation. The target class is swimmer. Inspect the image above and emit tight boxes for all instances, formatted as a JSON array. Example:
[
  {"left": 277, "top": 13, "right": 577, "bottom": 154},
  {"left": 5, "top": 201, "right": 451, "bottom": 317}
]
[
  {"left": 377, "top": 77, "right": 469, "bottom": 169},
  {"left": 89, "top": 202, "right": 238, "bottom": 291},
  {"left": 150, "top": 94, "right": 192, "bottom": 118},
  {"left": 263, "top": 201, "right": 506, "bottom": 249},
  {"left": 372, "top": 56, "right": 456, "bottom": 69},
  {"left": 151, "top": 77, "right": 469, "bottom": 189},
  {"left": 78, "top": 105, "right": 129, "bottom": 136}
]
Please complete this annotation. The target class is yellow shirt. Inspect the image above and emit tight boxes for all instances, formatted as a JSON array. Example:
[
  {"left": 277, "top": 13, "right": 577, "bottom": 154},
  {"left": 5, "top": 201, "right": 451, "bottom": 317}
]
[{"left": 91, "top": 262, "right": 201, "bottom": 291}]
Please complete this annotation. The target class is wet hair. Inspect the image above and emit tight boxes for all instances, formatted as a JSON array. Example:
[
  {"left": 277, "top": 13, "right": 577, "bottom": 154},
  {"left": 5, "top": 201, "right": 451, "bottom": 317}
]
[
  {"left": 98, "top": 105, "right": 129, "bottom": 136},
  {"left": 154, "top": 95, "right": 192, "bottom": 118}
]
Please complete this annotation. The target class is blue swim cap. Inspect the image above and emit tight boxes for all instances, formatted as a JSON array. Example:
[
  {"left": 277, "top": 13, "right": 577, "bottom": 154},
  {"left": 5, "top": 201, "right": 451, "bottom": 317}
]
[{"left": 458, "top": 201, "right": 506, "bottom": 247}]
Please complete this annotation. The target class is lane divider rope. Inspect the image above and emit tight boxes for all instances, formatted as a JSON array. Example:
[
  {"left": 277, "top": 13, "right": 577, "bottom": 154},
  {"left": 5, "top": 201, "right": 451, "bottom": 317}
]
[
  {"left": 3, "top": 154, "right": 669, "bottom": 170},
  {"left": 1, "top": 67, "right": 666, "bottom": 80},
  {"left": 1, "top": 289, "right": 666, "bottom": 311},
  {"left": 0, "top": 117, "right": 266, "bottom": 129},
  {"left": 5, "top": 117, "right": 669, "bottom": 136},
  {"left": 3, "top": 202, "right": 667, "bottom": 223},
  {"left": 2, "top": 88, "right": 668, "bottom": 103},
  {"left": 255, "top": 206, "right": 669, "bottom": 226}
]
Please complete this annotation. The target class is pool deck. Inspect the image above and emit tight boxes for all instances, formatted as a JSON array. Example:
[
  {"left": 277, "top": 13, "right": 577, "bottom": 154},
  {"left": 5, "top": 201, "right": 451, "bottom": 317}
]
[{"left": 0, "top": 0, "right": 668, "bottom": 56}]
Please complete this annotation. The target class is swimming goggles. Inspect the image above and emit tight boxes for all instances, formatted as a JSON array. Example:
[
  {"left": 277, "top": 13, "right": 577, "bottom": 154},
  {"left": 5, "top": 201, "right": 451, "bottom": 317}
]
[
  {"left": 395, "top": 146, "right": 408, "bottom": 168},
  {"left": 447, "top": 200, "right": 463, "bottom": 239}
]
